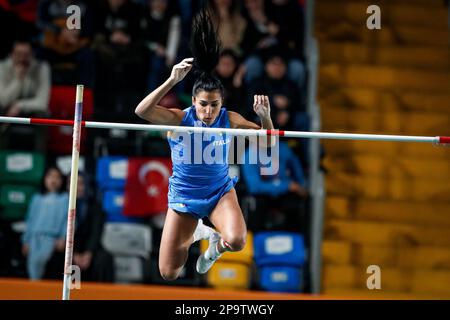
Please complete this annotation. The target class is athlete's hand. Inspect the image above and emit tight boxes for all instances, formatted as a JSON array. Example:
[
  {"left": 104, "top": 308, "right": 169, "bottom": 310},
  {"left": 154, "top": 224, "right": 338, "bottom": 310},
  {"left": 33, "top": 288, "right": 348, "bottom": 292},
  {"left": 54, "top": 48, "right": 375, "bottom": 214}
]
[
  {"left": 253, "top": 95, "right": 271, "bottom": 120},
  {"left": 169, "top": 58, "right": 194, "bottom": 84}
]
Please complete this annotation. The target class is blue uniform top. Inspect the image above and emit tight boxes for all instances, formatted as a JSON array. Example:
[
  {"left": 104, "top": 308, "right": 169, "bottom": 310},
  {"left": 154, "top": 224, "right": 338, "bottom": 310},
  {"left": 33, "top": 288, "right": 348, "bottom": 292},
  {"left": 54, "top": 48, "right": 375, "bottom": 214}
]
[{"left": 167, "top": 106, "right": 238, "bottom": 218}]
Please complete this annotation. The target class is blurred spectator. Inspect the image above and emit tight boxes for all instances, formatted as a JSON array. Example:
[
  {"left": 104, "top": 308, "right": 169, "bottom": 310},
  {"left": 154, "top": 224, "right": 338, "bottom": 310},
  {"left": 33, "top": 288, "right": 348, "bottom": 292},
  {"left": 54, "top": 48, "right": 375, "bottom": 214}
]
[
  {"left": 240, "top": 0, "right": 278, "bottom": 58},
  {"left": 140, "top": 0, "right": 181, "bottom": 90},
  {"left": 0, "top": 0, "right": 39, "bottom": 58},
  {"left": 44, "top": 173, "right": 115, "bottom": 282},
  {"left": 241, "top": 140, "right": 308, "bottom": 233},
  {"left": 36, "top": 0, "right": 94, "bottom": 87},
  {"left": 238, "top": 0, "right": 305, "bottom": 88},
  {"left": 92, "top": 0, "right": 146, "bottom": 121},
  {"left": 208, "top": 0, "right": 246, "bottom": 55},
  {"left": 214, "top": 49, "right": 245, "bottom": 114},
  {"left": 0, "top": 40, "right": 50, "bottom": 116},
  {"left": 21, "top": 166, "right": 68, "bottom": 280},
  {"left": 177, "top": 0, "right": 196, "bottom": 39},
  {"left": 248, "top": 51, "right": 301, "bottom": 130},
  {"left": 0, "top": 39, "right": 50, "bottom": 151},
  {"left": 266, "top": 0, "right": 304, "bottom": 58}
]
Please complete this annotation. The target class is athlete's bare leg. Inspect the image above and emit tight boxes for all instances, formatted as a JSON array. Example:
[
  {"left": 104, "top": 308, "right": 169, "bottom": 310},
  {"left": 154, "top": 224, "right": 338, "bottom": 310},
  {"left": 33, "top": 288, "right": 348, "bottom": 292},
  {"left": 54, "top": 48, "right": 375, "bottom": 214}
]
[
  {"left": 158, "top": 208, "right": 198, "bottom": 281},
  {"left": 195, "top": 188, "right": 247, "bottom": 274},
  {"left": 209, "top": 188, "right": 247, "bottom": 252}
]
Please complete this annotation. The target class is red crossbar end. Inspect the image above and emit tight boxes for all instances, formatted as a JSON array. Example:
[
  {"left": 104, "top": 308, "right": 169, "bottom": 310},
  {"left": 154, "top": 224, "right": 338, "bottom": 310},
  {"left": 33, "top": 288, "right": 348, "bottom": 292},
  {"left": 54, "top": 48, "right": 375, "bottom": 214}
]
[
  {"left": 439, "top": 136, "right": 450, "bottom": 145},
  {"left": 31, "top": 118, "right": 86, "bottom": 127},
  {"left": 267, "top": 129, "right": 285, "bottom": 136}
]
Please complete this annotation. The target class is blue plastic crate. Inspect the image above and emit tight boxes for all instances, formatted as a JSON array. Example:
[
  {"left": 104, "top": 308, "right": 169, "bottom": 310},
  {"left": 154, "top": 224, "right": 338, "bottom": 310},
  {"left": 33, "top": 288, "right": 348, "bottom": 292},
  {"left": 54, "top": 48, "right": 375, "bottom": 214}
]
[
  {"left": 96, "top": 157, "right": 128, "bottom": 190},
  {"left": 259, "top": 266, "right": 302, "bottom": 293},
  {"left": 254, "top": 232, "right": 305, "bottom": 267}
]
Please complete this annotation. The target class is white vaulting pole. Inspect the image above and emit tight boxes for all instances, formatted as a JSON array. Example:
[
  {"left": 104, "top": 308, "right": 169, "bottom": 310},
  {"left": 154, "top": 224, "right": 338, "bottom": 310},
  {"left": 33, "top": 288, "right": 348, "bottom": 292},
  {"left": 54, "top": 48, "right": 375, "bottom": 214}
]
[{"left": 62, "top": 85, "right": 84, "bottom": 300}]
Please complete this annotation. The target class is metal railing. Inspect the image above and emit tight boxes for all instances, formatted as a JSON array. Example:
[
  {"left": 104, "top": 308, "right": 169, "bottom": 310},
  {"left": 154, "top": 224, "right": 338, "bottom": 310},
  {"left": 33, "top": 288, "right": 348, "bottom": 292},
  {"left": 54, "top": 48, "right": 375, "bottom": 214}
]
[{"left": 304, "top": 0, "right": 326, "bottom": 294}]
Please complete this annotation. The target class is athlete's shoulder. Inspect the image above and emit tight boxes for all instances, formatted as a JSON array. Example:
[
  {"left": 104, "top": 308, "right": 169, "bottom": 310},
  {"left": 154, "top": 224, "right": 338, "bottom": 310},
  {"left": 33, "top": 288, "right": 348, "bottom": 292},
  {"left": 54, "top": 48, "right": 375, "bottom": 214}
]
[
  {"left": 179, "top": 106, "right": 194, "bottom": 123},
  {"left": 227, "top": 111, "right": 260, "bottom": 129},
  {"left": 183, "top": 105, "right": 194, "bottom": 112}
]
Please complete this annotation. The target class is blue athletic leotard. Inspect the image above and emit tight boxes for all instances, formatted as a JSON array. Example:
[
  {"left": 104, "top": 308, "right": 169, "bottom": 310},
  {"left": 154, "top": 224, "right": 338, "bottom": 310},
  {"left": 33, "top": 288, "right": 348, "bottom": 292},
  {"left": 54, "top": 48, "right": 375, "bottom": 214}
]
[{"left": 167, "top": 106, "right": 238, "bottom": 219}]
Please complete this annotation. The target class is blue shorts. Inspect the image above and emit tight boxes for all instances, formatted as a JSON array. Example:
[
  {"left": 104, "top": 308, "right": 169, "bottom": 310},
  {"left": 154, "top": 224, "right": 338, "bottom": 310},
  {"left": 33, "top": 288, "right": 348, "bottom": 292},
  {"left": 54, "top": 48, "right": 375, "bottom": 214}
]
[{"left": 168, "top": 176, "right": 239, "bottom": 219}]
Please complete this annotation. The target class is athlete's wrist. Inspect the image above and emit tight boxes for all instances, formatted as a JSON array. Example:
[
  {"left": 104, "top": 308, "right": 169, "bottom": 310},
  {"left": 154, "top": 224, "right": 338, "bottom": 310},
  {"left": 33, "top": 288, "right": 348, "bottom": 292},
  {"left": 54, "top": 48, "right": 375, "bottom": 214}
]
[
  {"left": 167, "top": 76, "right": 178, "bottom": 86},
  {"left": 260, "top": 116, "right": 273, "bottom": 127}
]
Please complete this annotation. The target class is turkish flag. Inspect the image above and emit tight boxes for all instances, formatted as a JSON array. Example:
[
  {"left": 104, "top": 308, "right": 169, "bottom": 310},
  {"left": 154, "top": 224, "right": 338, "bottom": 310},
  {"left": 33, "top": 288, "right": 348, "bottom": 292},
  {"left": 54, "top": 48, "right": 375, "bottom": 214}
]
[{"left": 123, "top": 158, "right": 172, "bottom": 217}]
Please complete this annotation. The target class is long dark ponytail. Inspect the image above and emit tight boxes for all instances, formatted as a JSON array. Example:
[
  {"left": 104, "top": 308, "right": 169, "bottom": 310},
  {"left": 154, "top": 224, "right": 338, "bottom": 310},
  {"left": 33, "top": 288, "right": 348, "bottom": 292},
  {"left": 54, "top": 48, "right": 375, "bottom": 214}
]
[{"left": 190, "top": 7, "right": 224, "bottom": 97}]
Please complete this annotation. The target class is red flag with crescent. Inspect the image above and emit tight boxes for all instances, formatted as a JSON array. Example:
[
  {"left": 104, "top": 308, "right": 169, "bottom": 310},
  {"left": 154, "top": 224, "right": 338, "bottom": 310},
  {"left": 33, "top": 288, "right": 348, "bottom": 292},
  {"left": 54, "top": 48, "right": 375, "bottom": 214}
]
[{"left": 123, "top": 157, "right": 172, "bottom": 217}]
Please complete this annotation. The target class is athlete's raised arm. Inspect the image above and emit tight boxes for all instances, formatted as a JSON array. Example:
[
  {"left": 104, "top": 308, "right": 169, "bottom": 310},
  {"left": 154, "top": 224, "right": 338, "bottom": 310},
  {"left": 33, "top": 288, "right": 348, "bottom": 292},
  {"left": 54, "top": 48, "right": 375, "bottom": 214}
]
[
  {"left": 135, "top": 58, "right": 193, "bottom": 125},
  {"left": 229, "top": 95, "right": 275, "bottom": 147}
]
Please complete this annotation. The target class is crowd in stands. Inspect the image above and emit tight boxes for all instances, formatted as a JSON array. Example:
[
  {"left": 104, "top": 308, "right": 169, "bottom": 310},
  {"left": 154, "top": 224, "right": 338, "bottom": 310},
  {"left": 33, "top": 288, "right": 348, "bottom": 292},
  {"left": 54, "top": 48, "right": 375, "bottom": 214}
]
[
  {"left": 21, "top": 167, "right": 114, "bottom": 281},
  {"left": 0, "top": 0, "right": 311, "bottom": 291}
]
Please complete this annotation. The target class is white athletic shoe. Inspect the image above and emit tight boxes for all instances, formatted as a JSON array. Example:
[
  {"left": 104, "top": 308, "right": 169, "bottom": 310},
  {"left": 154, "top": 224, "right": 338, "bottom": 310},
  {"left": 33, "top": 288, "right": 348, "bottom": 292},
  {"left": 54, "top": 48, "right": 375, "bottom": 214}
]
[
  {"left": 192, "top": 219, "right": 215, "bottom": 243},
  {"left": 196, "top": 232, "right": 222, "bottom": 274}
]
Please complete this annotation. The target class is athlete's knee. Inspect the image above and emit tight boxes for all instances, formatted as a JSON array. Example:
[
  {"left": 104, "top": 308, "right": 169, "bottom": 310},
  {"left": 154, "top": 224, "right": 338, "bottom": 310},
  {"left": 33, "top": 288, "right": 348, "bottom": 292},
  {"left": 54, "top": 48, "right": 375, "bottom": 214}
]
[
  {"left": 159, "top": 267, "right": 180, "bottom": 281},
  {"left": 223, "top": 233, "right": 246, "bottom": 252},
  {"left": 159, "top": 265, "right": 180, "bottom": 281}
]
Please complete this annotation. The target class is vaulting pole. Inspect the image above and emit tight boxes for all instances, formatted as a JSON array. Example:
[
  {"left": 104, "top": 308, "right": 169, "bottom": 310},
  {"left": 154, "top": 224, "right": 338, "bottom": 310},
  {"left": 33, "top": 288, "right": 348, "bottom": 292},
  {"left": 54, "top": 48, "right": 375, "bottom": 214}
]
[{"left": 62, "top": 85, "right": 83, "bottom": 300}]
